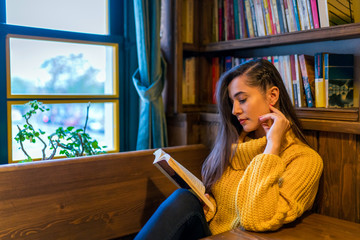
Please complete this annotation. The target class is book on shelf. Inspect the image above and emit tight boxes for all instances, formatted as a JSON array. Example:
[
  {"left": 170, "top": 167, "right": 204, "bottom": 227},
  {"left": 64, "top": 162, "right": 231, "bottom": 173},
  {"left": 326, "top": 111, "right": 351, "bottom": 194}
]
[
  {"left": 294, "top": 54, "right": 307, "bottom": 107},
  {"left": 297, "top": 0, "right": 311, "bottom": 30},
  {"left": 290, "top": 54, "right": 299, "bottom": 107},
  {"left": 262, "top": 0, "right": 274, "bottom": 35},
  {"left": 212, "top": 57, "right": 220, "bottom": 104},
  {"left": 153, "top": 149, "right": 215, "bottom": 212},
  {"left": 182, "top": 57, "right": 196, "bottom": 104},
  {"left": 284, "top": 0, "right": 296, "bottom": 32},
  {"left": 270, "top": 0, "right": 282, "bottom": 34},
  {"left": 323, "top": 53, "right": 354, "bottom": 108},
  {"left": 224, "top": 0, "right": 236, "bottom": 40},
  {"left": 212, "top": 0, "right": 219, "bottom": 42},
  {"left": 309, "top": 0, "right": 320, "bottom": 28},
  {"left": 299, "top": 54, "right": 315, "bottom": 107},
  {"left": 290, "top": 0, "right": 301, "bottom": 31},
  {"left": 254, "top": 0, "right": 266, "bottom": 36},
  {"left": 182, "top": 0, "right": 194, "bottom": 43},
  {"left": 238, "top": 0, "right": 248, "bottom": 38},
  {"left": 305, "top": 0, "right": 314, "bottom": 29},
  {"left": 314, "top": 53, "right": 325, "bottom": 108}
]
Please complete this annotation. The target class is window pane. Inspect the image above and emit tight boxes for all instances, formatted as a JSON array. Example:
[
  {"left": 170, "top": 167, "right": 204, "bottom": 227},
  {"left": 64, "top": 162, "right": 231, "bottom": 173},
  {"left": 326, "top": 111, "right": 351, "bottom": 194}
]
[
  {"left": 6, "top": 0, "right": 108, "bottom": 34},
  {"left": 11, "top": 101, "right": 117, "bottom": 161},
  {"left": 9, "top": 37, "right": 116, "bottom": 96}
]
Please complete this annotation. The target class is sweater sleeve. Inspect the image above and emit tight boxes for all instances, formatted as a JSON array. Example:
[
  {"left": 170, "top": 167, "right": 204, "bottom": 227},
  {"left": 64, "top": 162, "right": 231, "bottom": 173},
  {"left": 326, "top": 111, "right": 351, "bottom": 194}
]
[{"left": 234, "top": 148, "right": 323, "bottom": 232}]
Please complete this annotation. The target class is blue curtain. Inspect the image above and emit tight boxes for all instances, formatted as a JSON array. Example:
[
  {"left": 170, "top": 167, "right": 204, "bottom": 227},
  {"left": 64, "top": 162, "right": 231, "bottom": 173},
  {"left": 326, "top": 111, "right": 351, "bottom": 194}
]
[{"left": 132, "top": 0, "right": 168, "bottom": 150}]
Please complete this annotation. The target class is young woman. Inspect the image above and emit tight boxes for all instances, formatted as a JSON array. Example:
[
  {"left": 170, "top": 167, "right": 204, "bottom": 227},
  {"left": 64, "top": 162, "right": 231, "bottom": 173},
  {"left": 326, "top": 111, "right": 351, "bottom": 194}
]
[{"left": 135, "top": 59, "right": 323, "bottom": 240}]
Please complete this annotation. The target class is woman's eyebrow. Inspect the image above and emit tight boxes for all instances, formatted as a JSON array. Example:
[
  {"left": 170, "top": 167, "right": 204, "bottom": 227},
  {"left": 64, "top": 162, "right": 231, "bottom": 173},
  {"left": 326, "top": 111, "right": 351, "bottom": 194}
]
[{"left": 233, "top": 91, "right": 246, "bottom": 99}]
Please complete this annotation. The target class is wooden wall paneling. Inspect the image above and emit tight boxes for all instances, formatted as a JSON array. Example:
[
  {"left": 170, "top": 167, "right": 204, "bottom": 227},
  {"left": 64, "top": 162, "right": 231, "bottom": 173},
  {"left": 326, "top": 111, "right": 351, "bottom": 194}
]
[
  {"left": 316, "top": 132, "right": 358, "bottom": 222},
  {"left": 303, "top": 130, "right": 319, "bottom": 151},
  {"left": 160, "top": 0, "right": 175, "bottom": 114},
  {"left": 198, "top": 56, "right": 213, "bottom": 106}
]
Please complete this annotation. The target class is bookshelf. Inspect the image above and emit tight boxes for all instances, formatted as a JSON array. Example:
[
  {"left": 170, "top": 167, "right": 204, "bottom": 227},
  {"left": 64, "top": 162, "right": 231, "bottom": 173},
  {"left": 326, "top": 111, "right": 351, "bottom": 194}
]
[{"left": 164, "top": 0, "right": 360, "bottom": 134}]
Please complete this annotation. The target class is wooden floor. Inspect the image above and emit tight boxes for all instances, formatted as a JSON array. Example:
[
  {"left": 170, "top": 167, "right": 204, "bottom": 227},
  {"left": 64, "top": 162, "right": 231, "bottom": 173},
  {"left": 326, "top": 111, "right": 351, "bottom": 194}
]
[{"left": 201, "top": 213, "right": 360, "bottom": 240}]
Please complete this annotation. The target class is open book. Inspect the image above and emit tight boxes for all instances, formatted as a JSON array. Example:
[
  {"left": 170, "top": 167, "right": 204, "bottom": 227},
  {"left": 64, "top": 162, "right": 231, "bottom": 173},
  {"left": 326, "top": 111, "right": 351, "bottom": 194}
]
[{"left": 153, "top": 149, "right": 215, "bottom": 212}]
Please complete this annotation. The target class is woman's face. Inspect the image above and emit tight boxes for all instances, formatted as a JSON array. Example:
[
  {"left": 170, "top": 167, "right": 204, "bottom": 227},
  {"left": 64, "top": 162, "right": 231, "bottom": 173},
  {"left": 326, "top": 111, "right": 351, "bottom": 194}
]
[{"left": 228, "top": 74, "right": 271, "bottom": 137}]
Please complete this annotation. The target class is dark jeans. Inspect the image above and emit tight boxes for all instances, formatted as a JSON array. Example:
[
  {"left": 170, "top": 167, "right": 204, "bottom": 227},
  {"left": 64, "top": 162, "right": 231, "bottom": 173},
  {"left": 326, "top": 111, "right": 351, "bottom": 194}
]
[{"left": 134, "top": 189, "right": 212, "bottom": 240}]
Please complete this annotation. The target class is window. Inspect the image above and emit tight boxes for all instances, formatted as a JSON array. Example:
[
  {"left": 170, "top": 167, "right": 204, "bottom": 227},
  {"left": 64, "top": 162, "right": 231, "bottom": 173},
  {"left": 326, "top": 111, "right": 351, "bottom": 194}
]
[{"left": 0, "top": 0, "right": 137, "bottom": 163}]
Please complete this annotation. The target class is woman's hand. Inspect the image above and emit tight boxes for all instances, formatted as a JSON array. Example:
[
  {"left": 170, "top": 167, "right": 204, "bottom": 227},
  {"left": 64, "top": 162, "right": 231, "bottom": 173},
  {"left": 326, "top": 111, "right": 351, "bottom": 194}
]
[{"left": 259, "top": 105, "right": 290, "bottom": 155}]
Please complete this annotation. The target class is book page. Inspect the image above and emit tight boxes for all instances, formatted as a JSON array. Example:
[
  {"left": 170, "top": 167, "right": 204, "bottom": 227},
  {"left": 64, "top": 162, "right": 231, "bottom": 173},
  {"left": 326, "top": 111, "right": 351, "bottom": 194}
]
[{"left": 153, "top": 149, "right": 215, "bottom": 212}]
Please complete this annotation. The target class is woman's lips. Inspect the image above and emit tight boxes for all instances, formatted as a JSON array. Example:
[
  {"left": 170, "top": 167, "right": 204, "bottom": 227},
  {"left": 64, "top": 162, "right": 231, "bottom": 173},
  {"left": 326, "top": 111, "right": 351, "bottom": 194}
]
[{"left": 239, "top": 119, "right": 247, "bottom": 125}]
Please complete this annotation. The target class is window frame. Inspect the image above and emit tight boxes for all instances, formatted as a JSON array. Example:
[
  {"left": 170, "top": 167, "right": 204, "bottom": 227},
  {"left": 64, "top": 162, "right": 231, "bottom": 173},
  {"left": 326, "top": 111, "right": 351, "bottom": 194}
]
[{"left": 0, "top": 0, "right": 134, "bottom": 164}]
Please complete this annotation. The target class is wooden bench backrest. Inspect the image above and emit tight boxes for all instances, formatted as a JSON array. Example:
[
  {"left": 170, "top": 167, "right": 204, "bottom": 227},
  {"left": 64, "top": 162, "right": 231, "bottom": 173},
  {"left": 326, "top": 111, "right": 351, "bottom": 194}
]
[{"left": 0, "top": 144, "right": 209, "bottom": 240}]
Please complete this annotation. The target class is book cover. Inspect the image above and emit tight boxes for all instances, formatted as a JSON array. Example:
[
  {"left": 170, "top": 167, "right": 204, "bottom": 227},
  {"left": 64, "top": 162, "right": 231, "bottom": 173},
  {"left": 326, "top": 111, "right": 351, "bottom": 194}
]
[
  {"left": 299, "top": 54, "right": 315, "bottom": 107},
  {"left": 249, "top": 0, "right": 259, "bottom": 36},
  {"left": 263, "top": 0, "right": 274, "bottom": 35},
  {"left": 213, "top": 0, "right": 219, "bottom": 42},
  {"left": 305, "top": 0, "right": 314, "bottom": 29},
  {"left": 244, "top": 0, "right": 256, "bottom": 37},
  {"left": 309, "top": 0, "right": 320, "bottom": 28},
  {"left": 324, "top": 53, "right": 354, "bottom": 108},
  {"left": 290, "top": 55, "right": 299, "bottom": 107},
  {"left": 294, "top": 54, "right": 307, "bottom": 107},
  {"left": 277, "top": 0, "right": 288, "bottom": 32},
  {"left": 254, "top": 0, "right": 266, "bottom": 36},
  {"left": 182, "top": 57, "right": 196, "bottom": 104},
  {"left": 291, "top": 0, "right": 301, "bottom": 31},
  {"left": 153, "top": 149, "right": 215, "bottom": 212},
  {"left": 225, "top": 0, "right": 236, "bottom": 40},
  {"left": 219, "top": 0, "right": 224, "bottom": 41},
  {"left": 212, "top": 57, "right": 220, "bottom": 104},
  {"left": 238, "top": 0, "right": 248, "bottom": 38},
  {"left": 234, "top": 0, "right": 241, "bottom": 39},
  {"left": 314, "top": 53, "right": 325, "bottom": 108},
  {"left": 182, "top": 0, "right": 194, "bottom": 43},
  {"left": 225, "top": 56, "right": 233, "bottom": 71},
  {"left": 284, "top": 0, "right": 296, "bottom": 32},
  {"left": 317, "top": 0, "right": 329, "bottom": 27},
  {"left": 297, "top": 0, "right": 311, "bottom": 30},
  {"left": 270, "top": 0, "right": 281, "bottom": 34},
  {"left": 283, "top": 55, "right": 295, "bottom": 105}
]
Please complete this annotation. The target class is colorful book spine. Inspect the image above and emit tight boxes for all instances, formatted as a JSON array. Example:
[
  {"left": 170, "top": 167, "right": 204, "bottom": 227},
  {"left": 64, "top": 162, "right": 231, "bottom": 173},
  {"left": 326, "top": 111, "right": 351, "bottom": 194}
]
[
  {"left": 317, "top": 0, "right": 329, "bottom": 28},
  {"left": 284, "top": 0, "right": 296, "bottom": 32},
  {"left": 212, "top": 57, "right": 220, "bottom": 104},
  {"left": 294, "top": 54, "right": 306, "bottom": 107},
  {"left": 290, "top": 55, "right": 299, "bottom": 107},
  {"left": 291, "top": 0, "right": 301, "bottom": 31},
  {"left": 213, "top": 0, "right": 219, "bottom": 42},
  {"left": 244, "top": 0, "right": 256, "bottom": 37},
  {"left": 324, "top": 53, "right": 354, "bottom": 108},
  {"left": 262, "top": 0, "right": 273, "bottom": 35},
  {"left": 249, "top": 0, "right": 259, "bottom": 36},
  {"left": 270, "top": 0, "right": 281, "bottom": 34},
  {"left": 277, "top": 0, "right": 288, "bottom": 33},
  {"left": 310, "top": 0, "right": 320, "bottom": 28},
  {"left": 254, "top": 0, "right": 266, "bottom": 36},
  {"left": 314, "top": 53, "right": 325, "bottom": 107},
  {"left": 283, "top": 55, "right": 295, "bottom": 105},
  {"left": 225, "top": 0, "right": 235, "bottom": 40},
  {"left": 306, "top": 0, "right": 314, "bottom": 29},
  {"left": 219, "top": 0, "right": 224, "bottom": 41},
  {"left": 299, "top": 54, "right": 315, "bottom": 107},
  {"left": 238, "top": 0, "right": 248, "bottom": 38},
  {"left": 234, "top": 0, "right": 240, "bottom": 39},
  {"left": 297, "top": 0, "right": 310, "bottom": 30},
  {"left": 225, "top": 56, "right": 233, "bottom": 71}
]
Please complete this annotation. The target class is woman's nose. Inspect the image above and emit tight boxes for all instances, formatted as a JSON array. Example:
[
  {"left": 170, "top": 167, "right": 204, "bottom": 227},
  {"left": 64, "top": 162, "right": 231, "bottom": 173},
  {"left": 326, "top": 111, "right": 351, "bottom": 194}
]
[{"left": 232, "top": 101, "right": 242, "bottom": 116}]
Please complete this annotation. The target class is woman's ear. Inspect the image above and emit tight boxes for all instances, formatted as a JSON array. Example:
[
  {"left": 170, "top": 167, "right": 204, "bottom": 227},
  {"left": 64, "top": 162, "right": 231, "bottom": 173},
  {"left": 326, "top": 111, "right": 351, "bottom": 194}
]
[{"left": 267, "top": 86, "right": 279, "bottom": 106}]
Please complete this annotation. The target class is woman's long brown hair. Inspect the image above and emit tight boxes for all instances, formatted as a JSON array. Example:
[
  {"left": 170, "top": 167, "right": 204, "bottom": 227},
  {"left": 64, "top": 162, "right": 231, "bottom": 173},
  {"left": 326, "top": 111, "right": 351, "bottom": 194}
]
[{"left": 201, "top": 59, "right": 308, "bottom": 192}]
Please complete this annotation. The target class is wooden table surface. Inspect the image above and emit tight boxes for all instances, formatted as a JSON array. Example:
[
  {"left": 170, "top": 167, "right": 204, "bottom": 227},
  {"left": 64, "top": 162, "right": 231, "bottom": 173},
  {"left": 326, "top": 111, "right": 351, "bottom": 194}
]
[{"left": 202, "top": 213, "right": 360, "bottom": 240}]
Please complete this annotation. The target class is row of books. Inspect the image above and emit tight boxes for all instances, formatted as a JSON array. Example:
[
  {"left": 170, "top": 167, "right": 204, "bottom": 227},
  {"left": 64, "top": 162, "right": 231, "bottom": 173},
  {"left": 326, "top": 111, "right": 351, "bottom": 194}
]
[
  {"left": 210, "top": 54, "right": 354, "bottom": 108},
  {"left": 182, "top": 0, "right": 358, "bottom": 43}
]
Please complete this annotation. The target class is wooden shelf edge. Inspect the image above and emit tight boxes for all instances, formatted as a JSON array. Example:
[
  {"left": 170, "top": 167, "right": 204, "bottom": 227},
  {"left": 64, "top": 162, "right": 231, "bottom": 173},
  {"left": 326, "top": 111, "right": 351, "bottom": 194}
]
[
  {"left": 182, "top": 23, "right": 360, "bottom": 52},
  {"left": 301, "top": 119, "right": 360, "bottom": 134}
]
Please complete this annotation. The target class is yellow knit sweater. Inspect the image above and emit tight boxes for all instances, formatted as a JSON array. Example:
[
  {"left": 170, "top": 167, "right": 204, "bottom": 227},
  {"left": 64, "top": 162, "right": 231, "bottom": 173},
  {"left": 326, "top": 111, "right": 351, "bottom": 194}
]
[{"left": 205, "top": 129, "right": 323, "bottom": 235}]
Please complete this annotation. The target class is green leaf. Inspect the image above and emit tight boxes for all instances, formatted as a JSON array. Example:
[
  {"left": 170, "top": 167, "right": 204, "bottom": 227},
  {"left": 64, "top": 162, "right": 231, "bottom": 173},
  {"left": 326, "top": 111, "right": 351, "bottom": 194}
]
[
  {"left": 67, "top": 126, "right": 74, "bottom": 131},
  {"left": 34, "top": 132, "right": 40, "bottom": 137}
]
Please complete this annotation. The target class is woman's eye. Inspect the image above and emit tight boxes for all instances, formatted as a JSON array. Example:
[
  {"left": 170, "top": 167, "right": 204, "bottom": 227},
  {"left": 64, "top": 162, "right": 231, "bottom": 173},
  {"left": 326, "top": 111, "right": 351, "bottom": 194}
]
[{"left": 239, "top": 99, "right": 246, "bottom": 104}]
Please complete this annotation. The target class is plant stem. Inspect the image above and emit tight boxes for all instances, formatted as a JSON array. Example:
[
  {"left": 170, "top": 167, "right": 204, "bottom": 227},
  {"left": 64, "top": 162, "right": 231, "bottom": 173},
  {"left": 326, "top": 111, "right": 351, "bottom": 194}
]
[
  {"left": 17, "top": 125, "right": 31, "bottom": 160},
  {"left": 25, "top": 116, "right": 47, "bottom": 160}
]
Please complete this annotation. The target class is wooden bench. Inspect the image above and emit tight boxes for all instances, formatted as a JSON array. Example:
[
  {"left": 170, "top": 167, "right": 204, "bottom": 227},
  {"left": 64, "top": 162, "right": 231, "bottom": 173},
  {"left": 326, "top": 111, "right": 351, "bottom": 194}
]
[
  {"left": 0, "top": 144, "right": 209, "bottom": 240},
  {"left": 202, "top": 212, "right": 360, "bottom": 240}
]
